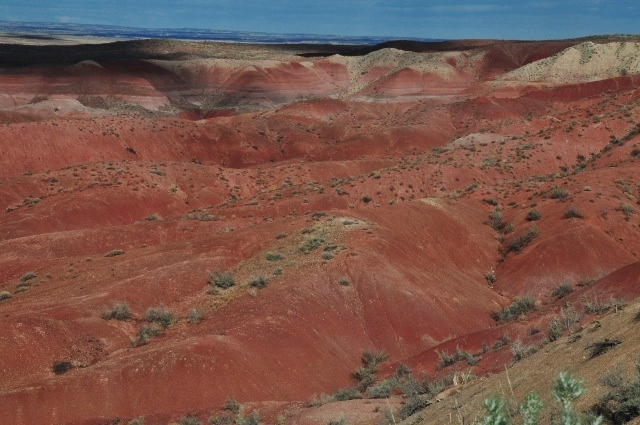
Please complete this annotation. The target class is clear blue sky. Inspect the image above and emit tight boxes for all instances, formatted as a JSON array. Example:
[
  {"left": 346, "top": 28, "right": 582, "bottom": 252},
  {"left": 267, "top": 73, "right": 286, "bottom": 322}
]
[{"left": 0, "top": 0, "right": 638, "bottom": 40}]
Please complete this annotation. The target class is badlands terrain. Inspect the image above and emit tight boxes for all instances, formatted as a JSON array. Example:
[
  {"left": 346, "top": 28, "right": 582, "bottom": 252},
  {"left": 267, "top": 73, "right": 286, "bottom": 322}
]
[{"left": 1, "top": 35, "right": 640, "bottom": 424}]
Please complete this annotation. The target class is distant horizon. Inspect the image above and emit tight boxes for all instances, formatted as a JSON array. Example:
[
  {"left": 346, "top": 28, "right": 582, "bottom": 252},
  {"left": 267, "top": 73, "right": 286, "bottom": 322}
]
[
  {"left": 1, "top": 1, "right": 639, "bottom": 40},
  {"left": 1, "top": 19, "right": 638, "bottom": 45}
]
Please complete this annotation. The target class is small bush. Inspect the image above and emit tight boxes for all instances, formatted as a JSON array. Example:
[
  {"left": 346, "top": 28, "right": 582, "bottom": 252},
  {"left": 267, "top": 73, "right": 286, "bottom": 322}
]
[
  {"left": 133, "top": 325, "right": 160, "bottom": 346},
  {"left": 275, "top": 232, "right": 287, "bottom": 239},
  {"left": 299, "top": 237, "right": 325, "bottom": 254},
  {"left": 618, "top": 203, "right": 635, "bottom": 221},
  {"left": 560, "top": 305, "right": 580, "bottom": 330},
  {"left": 361, "top": 350, "right": 387, "bottom": 370},
  {"left": 485, "top": 270, "right": 496, "bottom": 285},
  {"left": 564, "top": 206, "right": 584, "bottom": 219},
  {"left": 511, "top": 339, "right": 537, "bottom": 362},
  {"left": 102, "top": 302, "right": 131, "bottom": 320},
  {"left": 209, "top": 271, "right": 235, "bottom": 289},
  {"left": 367, "top": 378, "right": 396, "bottom": 398},
  {"left": 333, "top": 386, "right": 363, "bottom": 401},
  {"left": 493, "top": 296, "right": 536, "bottom": 322},
  {"left": 128, "top": 419, "right": 145, "bottom": 425},
  {"left": 104, "top": 249, "right": 125, "bottom": 258},
  {"left": 0, "top": 291, "right": 12, "bottom": 301},
  {"left": 248, "top": 275, "right": 268, "bottom": 288},
  {"left": 222, "top": 398, "right": 241, "bottom": 414},
  {"left": 145, "top": 304, "right": 173, "bottom": 329},
  {"left": 551, "top": 282, "right": 574, "bottom": 299},
  {"left": 179, "top": 416, "right": 201, "bottom": 425},
  {"left": 265, "top": 252, "right": 284, "bottom": 261},
  {"left": 396, "top": 395, "right": 430, "bottom": 421},
  {"left": 52, "top": 360, "right": 73, "bottom": 375},
  {"left": 526, "top": 209, "right": 542, "bottom": 221},
  {"left": 548, "top": 319, "right": 563, "bottom": 341},
  {"left": 506, "top": 226, "right": 538, "bottom": 254},
  {"left": 339, "top": 277, "right": 350, "bottom": 286},
  {"left": 550, "top": 186, "right": 569, "bottom": 199},
  {"left": 490, "top": 208, "right": 507, "bottom": 231},
  {"left": 187, "top": 308, "right": 203, "bottom": 324},
  {"left": 20, "top": 272, "right": 38, "bottom": 282},
  {"left": 236, "top": 410, "right": 260, "bottom": 425},
  {"left": 492, "top": 334, "right": 511, "bottom": 350}
]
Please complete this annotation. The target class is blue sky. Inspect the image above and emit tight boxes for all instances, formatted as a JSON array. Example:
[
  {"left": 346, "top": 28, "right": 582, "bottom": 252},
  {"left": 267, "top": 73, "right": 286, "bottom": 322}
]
[{"left": 0, "top": 0, "right": 638, "bottom": 39}]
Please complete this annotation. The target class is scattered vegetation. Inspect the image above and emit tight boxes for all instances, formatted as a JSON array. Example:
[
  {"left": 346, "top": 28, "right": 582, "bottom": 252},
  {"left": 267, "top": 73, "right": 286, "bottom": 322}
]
[
  {"left": 0, "top": 291, "right": 11, "bottom": 301},
  {"left": 436, "top": 348, "right": 479, "bottom": 369},
  {"left": 299, "top": 236, "right": 325, "bottom": 254},
  {"left": 493, "top": 296, "right": 536, "bottom": 322},
  {"left": 593, "top": 356, "right": 640, "bottom": 423},
  {"left": 481, "top": 372, "right": 602, "bottom": 425}
]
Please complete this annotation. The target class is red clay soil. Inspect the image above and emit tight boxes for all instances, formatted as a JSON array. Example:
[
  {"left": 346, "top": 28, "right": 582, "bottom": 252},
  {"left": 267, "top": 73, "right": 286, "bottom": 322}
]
[{"left": 1, "top": 36, "right": 640, "bottom": 424}]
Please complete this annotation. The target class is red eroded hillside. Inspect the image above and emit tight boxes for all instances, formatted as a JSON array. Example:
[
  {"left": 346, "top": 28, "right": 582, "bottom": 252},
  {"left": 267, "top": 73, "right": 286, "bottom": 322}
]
[{"left": 1, "top": 36, "right": 640, "bottom": 424}]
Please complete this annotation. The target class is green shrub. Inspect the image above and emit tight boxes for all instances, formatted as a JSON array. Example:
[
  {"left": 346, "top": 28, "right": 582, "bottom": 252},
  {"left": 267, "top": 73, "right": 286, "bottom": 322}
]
[
  {"left": 209, "top": 271, "right": 235, "bottom": 289},
  {"left": 145, "top": 304, "right": 173, "bottom": 328},
  {"left": 506, "top": 226, "right": 538, "bottom": 254},
  {"left": 187, "top": 308, "right": 203, "bottom": 324},
  {"left": 527, "top": 209, "right": 542, "bottom": 221},
  {"left": 265, "top": 252, "right": 284, "bottom": 261},
  {"left": 552, "top": 283, "right": 574, "bottom": 299},
  {"left": 248, "top": 275, "right": 268, "bottom": 288},
  {"left": 490, "top": 208, "right": 507, "bottom": 231},
  {"left": 101, "top": 302, "right": 131, "bottom": 320},
  {"left": 0, "top": 291, "right": 12, "bottom": 301},
  {"left": 564, "top": 207, "right": 584, "bottom": 219},
  {"left": 493, "top": 296, "right": 536, "bottom": 322},
  {"left": 333, "top": 387, "right": 363, "bottom": 401},
  {"left": 367, "top": 378, "right": 396, "bottom": 398},
  {"left": 481, "top": 373, "right": 601, "bottom": 425},
  {"left": 550, "top": 186, "right": 570, "bottom": 199},
  {"left": 222, "top": 398, "right": 241, "bottom": 414},
  {"left": 299, "top": 237, "right": 325, "bottom": 254},
  {"left": 133, "top": 325, "right": 160, "bottom": 346}
]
